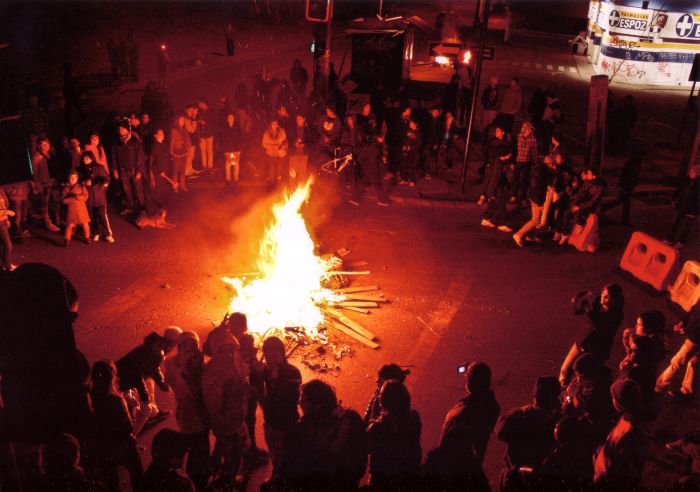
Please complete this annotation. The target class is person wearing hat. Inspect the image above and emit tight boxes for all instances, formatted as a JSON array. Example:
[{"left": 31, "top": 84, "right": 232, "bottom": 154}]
[
  {"left": 111, "top": 119, "right": 146, "bottom": 216},
  {"left": 61, "top": 168, "right": 90, "bottom": 247},
  {"left": 164, "top": 330, "right": 209, "bottom": 491},
  {"left": 260, "top": 336, "right": 302, "bottom": 474},
  {"left": 440, "top": 362, "right": 500, "bottom": 466},
  {"left": 116, "top": 328, "right": 180, "bottom": 436},
  {"left": 593, "top": 379, "right": 645, "bottom": 489},
  {"left": 496, "top": 376, "right": 561, "bottom": 490},
  {"left": 202, "top": 329, "right": 250, "bottom": 488},
  {"left": 364, "top": 363, "right": 410, "bottom": 425},
  {"left": 138, "top": 428, "right": 195, "bottom": 492}
]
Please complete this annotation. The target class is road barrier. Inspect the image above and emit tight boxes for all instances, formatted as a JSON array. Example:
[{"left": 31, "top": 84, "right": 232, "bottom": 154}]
[
  {"left": 619, "top": 231, "right": 681, "bottom": 292},
  {"left": 569, "top": 214, "right": 599, "bottom": 253},
  {"left": 669, "top": 261, "right": 700, "bottom": 312},
  {"left": 508, "top": 29, "right": 575, "bottom": 51}
]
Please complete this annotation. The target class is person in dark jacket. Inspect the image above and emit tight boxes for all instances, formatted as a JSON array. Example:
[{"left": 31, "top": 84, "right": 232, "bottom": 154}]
[
  {"left": 399, "top": 118, "right": 422, "bottom": 187},
  {"left": 62, "top": 63, "right": 85, "bottom": 132},
  {"left": 220, "top": 112, "right": 244, "bottom": 186},
  {"left": 138, "top": 429, "right": 195, "bottom": 492},
  {"left": 558, "top": 166, "right": 606, "bottom": 245},
  {"left": 593, "top": 379, "right": 646, "bottom": 489},
  {"left": 367, "top": 380, "right": 422, "bottom": 490},
  {"left": 513, "top": 160, "right": 547, "bottom": 247},
  {"left": 351, "top": 106, "right": 390, "bottom": 206},
  {"left": 364, "top": 363, "right": 410, "bottom": 425},
  {"left": 261, "top": 336, "right": 302, "bottom": 476},
  {"left": 440, "top": 362, "right": 500, "bottom": 466},
  {"left": 478, "top": 126, "right": 511, "bottom": 204},
  {"left": 116, "top": 329, "right": 180, "bottom": 436},
  {"left": 80, "top": 151, "right": 113, "bottom": 243},
  {"left": 148, "top": 128, "right": 174, "bottom": 209},
  {"left": 90, "top": 359, "right": 142, "bottom": 490},
  {"left": 667, "top": 164, "right": 699, "bottom": 249},
  {"left": 601, "top": 149, "right": 643, "bottom": 225},
  {"left": 619, "top": 311, "right": 666, "bottom": 406},
  {"left": 560, "top": 284, "right": 625, "bottom": 387},
  {"left": 170, "top": 115, "right": 192, "bottom": 192},
  {"left": 318, "top": 105, "right": 342, "bottom": 162},
  {"left": 289, "top": 114, "right": 315, "bottom": 185},
  {"left": 496, "top": 376, "right": 561, "bottom": 492},
  {"left": 290, "top": 59, "right": 308, "bottom": 96},
  {"left": 38, "top": 433, "right": 107, "bottom": 492},
  {"left": 111, "top": 120, "right": 146, "bottom": 215},
  {"left": 277, "top": 379, "right": 368, "bottom": 491},
  {"left": 538, "top": 415, "right": 594, "bottom": 491}
]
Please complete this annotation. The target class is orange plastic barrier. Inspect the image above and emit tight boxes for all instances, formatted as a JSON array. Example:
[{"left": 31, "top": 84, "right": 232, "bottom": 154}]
[
  {"left": 669, "top": 261, "right": 700, "bottom": 312},
  {"left": 569, "top": 214, "right": 599, "bottom": 253},
  {"left": 619, "top": 231, "right": 681, "bottom": 291}
]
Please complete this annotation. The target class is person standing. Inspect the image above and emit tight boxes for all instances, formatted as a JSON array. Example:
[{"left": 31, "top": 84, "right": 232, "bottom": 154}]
[
  {"left": 84, "top": 133, "right": 110, "bottom": 174},
  {"left": 318, "top": 105, "right": 342, "bottom": 163},
  {"left": 601, "top": 149, "right": 643, "bottom": 225},
  {"left": 656, "top": 317, "right": 699, "bottom": 397},
  {"left": 111, "top": 120, "right": 146, "bottom": 215},
  {"left": 260, "top": 336, "right": 302, "bottom": 476},
  {"left": 149, "top": 128, "right": 176, "bottom": 207},
  {"left": 351, "top": 106, "right": 389, "bottom": 206},
  {"left": 80, "top": 150, "right": 114, "bottom": 243},
  {"left": 511, "top": 121, "right": 538, "bottom": 205},
  {"left": 61, "top": 169, "right": 90, "bottom": 246},
  {"left": 62, "top": 63, "right": 84, "bottom": 132},
  {"left": 225, "top": 23, "right": 235, "bottom": 56},
  {"left": 440, "top": 362, "right": 500, "bottom": 466},
  {"left": 290, "top": 59, "right": 308, "bottom": 97},
  {"left": 666, "top": 165, "right": 699, "bottom": 249},
  {"left": 0, "top": 187, "right": 15, "bottom": 271},
  {"left": 197, "top": 99, "right": 214, "bottom": 171},
  {"left": 31, "top": 138, "right": 61, "bottom": 232},
  {"left": 593, "top": 379, "right": 646, "bottom": 489},
  {"left": 220, "top": 112, "right": 243, "bottom": 187},
  {"left": 496, "top": 376, "right": 561, "bottom": 491},
  {"left": 559, "top": 284, "right": 625, "bottom": 387},
  {"left": 261, "top": 119, "right": 288, "bottom": 185},
  {"left": 22, "top": 94, "right": 48, "bottom": 152},
  {"left": 170, "top": 115, "right": 191, "bottom": 193},
  {"left": 513, "top": 157, "right": 547, "bottom": 247},
  {"left": 164, "top": 331, "right": 210, "bottom": 491},
  {"left": 478, "top": 126, "right": 511, "bottom": 205},
  {"left": 158, "top": 44, "right": 170, "bottom": 89},
  {"left": 480, "top": 77, "right": 499, "bottom": 132},
  {"left": 399, "top": 118, "right": 421, "bottom": 187},
  {"left": 184, "top": 105, "right": 199, "bottom": 177},
  {"left": 202, "top": 330, "right": 250, "bottom": 489},
  {"left": 289, "top": 114, "right": 313, "bottom": 185},
  {"left": 498, "top": 78, "right": 522, "bottom": 135}
]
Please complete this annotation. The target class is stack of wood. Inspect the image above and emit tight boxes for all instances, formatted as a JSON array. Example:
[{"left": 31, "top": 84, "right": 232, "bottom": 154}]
[{"left": 321, "top": 285, "right": 386, "bottom": 349}]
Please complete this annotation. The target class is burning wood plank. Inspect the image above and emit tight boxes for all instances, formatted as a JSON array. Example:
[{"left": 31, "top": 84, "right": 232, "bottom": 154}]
[
  {"left": 347, "top": 260, "right": 368, "bottom": 268},
  {"left": 343, "top": 294, "right": 387, "bottom": 303},
  {"left": 336, "top": 301, "right": 378, "bottom": 308},
  {"left": 325, "top": 308, "right": 378, "bottom": 341},
  {"left": 327, "top": 270, "right": 370, "bottom": 276},
  {"left": 325, "top": 319, "right": 379, "bottom": 349},
  {"left": 334, "top": 285, "right": 379, "bottom": 294}
]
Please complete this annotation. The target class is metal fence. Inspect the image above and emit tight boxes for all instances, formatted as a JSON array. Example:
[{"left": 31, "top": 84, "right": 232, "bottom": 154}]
[{"left": 507, "top": 29, "right": 576, "bottom": 51}]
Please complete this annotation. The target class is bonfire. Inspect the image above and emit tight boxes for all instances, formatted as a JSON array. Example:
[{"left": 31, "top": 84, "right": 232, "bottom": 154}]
[{"left": 222, "top": 179, "right": 383, "bottom": 349}]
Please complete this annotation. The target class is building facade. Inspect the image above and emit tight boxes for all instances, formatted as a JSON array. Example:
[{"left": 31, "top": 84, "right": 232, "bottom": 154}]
[{"left": 587, "top": 0, "right": 699, "bottom": 85}]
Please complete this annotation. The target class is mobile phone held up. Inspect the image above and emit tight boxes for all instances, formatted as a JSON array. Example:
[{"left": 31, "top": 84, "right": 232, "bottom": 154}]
[{"left": 457, "top": 364, "right": 466, "bottom": 374}]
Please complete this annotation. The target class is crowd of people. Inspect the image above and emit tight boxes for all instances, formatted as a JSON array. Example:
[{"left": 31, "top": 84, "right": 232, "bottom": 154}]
[{"left": 1, "top": 262, "right": 698, "bottom": 491}]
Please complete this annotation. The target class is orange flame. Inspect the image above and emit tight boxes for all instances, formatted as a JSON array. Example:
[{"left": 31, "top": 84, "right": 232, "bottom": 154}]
[{"left": 222, "top": 179, "right": 341, "bottom": 338}]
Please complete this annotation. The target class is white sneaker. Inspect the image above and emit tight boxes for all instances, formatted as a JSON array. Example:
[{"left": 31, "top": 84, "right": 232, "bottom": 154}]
[
  {"left": 92, "top": 235, "right": 100, "bottom": 242},
  {"left": 481, "top": 219, "right": 496, "bottom": 228},
  {"left": 105, "top": 236, "right": 115, "bottom": 243},
  {"left": 497, "top": 225, "right": 513, "bottom": 232}
]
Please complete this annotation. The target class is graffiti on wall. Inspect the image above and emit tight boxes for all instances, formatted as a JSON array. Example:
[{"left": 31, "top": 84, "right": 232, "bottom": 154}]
[{"left": 600, "top": 57, "right": 647, "bottom": 82}]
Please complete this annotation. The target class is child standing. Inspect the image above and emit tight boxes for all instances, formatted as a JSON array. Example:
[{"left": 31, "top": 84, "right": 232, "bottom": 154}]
[
  {"left": 80, "top": 151, "right": 114, "bottom": 243},
  {"left": 61, "top": 169, "right": 90, "bottom": 246}
]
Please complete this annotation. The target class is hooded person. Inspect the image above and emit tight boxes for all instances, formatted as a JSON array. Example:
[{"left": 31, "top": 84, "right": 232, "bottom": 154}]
[
  {"left": 138, "top": 428, "right": 195, "bottom": 492},
  {"left": 364, "top": 363, "right": 410, "bottom": 425},
  {"left": 202, "top": 330, "right": 250, "bottom": 487},
  {"left": 164, "top": 330, "right": 209, "bottom": 491},
  {"left": 593, "top": 379, "right": 646, "bottom": 489}
]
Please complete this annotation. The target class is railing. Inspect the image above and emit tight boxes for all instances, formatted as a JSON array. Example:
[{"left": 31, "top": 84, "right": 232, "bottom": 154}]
[{"left": 507, "top": 29, "right": 576, "bottom": 51}]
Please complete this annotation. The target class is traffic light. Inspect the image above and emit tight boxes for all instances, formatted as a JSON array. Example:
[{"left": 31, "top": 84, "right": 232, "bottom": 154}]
[{"left": 306, "top": 0, "right": 331, "bottom": 22}]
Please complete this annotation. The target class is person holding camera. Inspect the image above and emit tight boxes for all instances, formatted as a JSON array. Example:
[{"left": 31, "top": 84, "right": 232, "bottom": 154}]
[
  {"left": 440, "top": 362, "right": 500, "bottom": 466},
  {"left": 559, "top": 284, "right": 625, "bottom": 387}
]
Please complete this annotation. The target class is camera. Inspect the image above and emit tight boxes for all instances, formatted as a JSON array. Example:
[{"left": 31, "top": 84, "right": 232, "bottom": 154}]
[{"left": 457, "top": 364, "right": 466, "bottom": 374}]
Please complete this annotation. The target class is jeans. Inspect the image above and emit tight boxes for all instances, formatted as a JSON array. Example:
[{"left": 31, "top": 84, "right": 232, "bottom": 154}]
[
  {"left": 120, "top": 169, "right": 145, "bottom": 212},
  {"left": 224, "top": 151, "right": 240, "bottom": 182},
  {"left": 514, "top": 201, "right": 543, "bottom": 240},
  {"left": 199, "top": 136, "right": 214, "bottom": 169},
  {"left": 172, "top": 155, "right": 187, "bottom": 190},
  {"left": 656, "top": 339, "right": 698, "bottom": 395},
  {"left": 186, "top": 145, "right": 196, "bottom": 176},
  {"left": 264, "top": 423, "right": 288, "bottom": 477},
  {"left": 511, "top": 162, "right": 531, "bottom": 202}
]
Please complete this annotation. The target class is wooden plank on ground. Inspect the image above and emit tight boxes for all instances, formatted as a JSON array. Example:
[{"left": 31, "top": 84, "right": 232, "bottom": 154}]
[
  {"left": 334, "top": 285, "right": 379, "bottom": 294},
  {"left": 326, "top": 319, "right": 379, "bottom": 349},
  {"left": 343, "top": 294, "right": 387, "bottom": 303},
  {"left": 338, "top": 306, "right": 370, "bottom": 314},
  {"left": 337, "top": 301, "right": 378, "bottom": 308},
  {"left": 326, "top": 308, "right": 378, "bottom": 341},
  {"left": 347, "top": 260, "right": 369, "bottom": 268}
]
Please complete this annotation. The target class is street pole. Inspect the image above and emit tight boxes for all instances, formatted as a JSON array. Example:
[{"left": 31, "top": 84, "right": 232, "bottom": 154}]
[
  {"left": 459, "top": 0, "right": 490, "bottom": 194},
  {"left": 323, "top": 0, "right": 333, "bottom": 101},
  {"left": 676, "top": 79, "right": 696, "bottom": 145}
]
